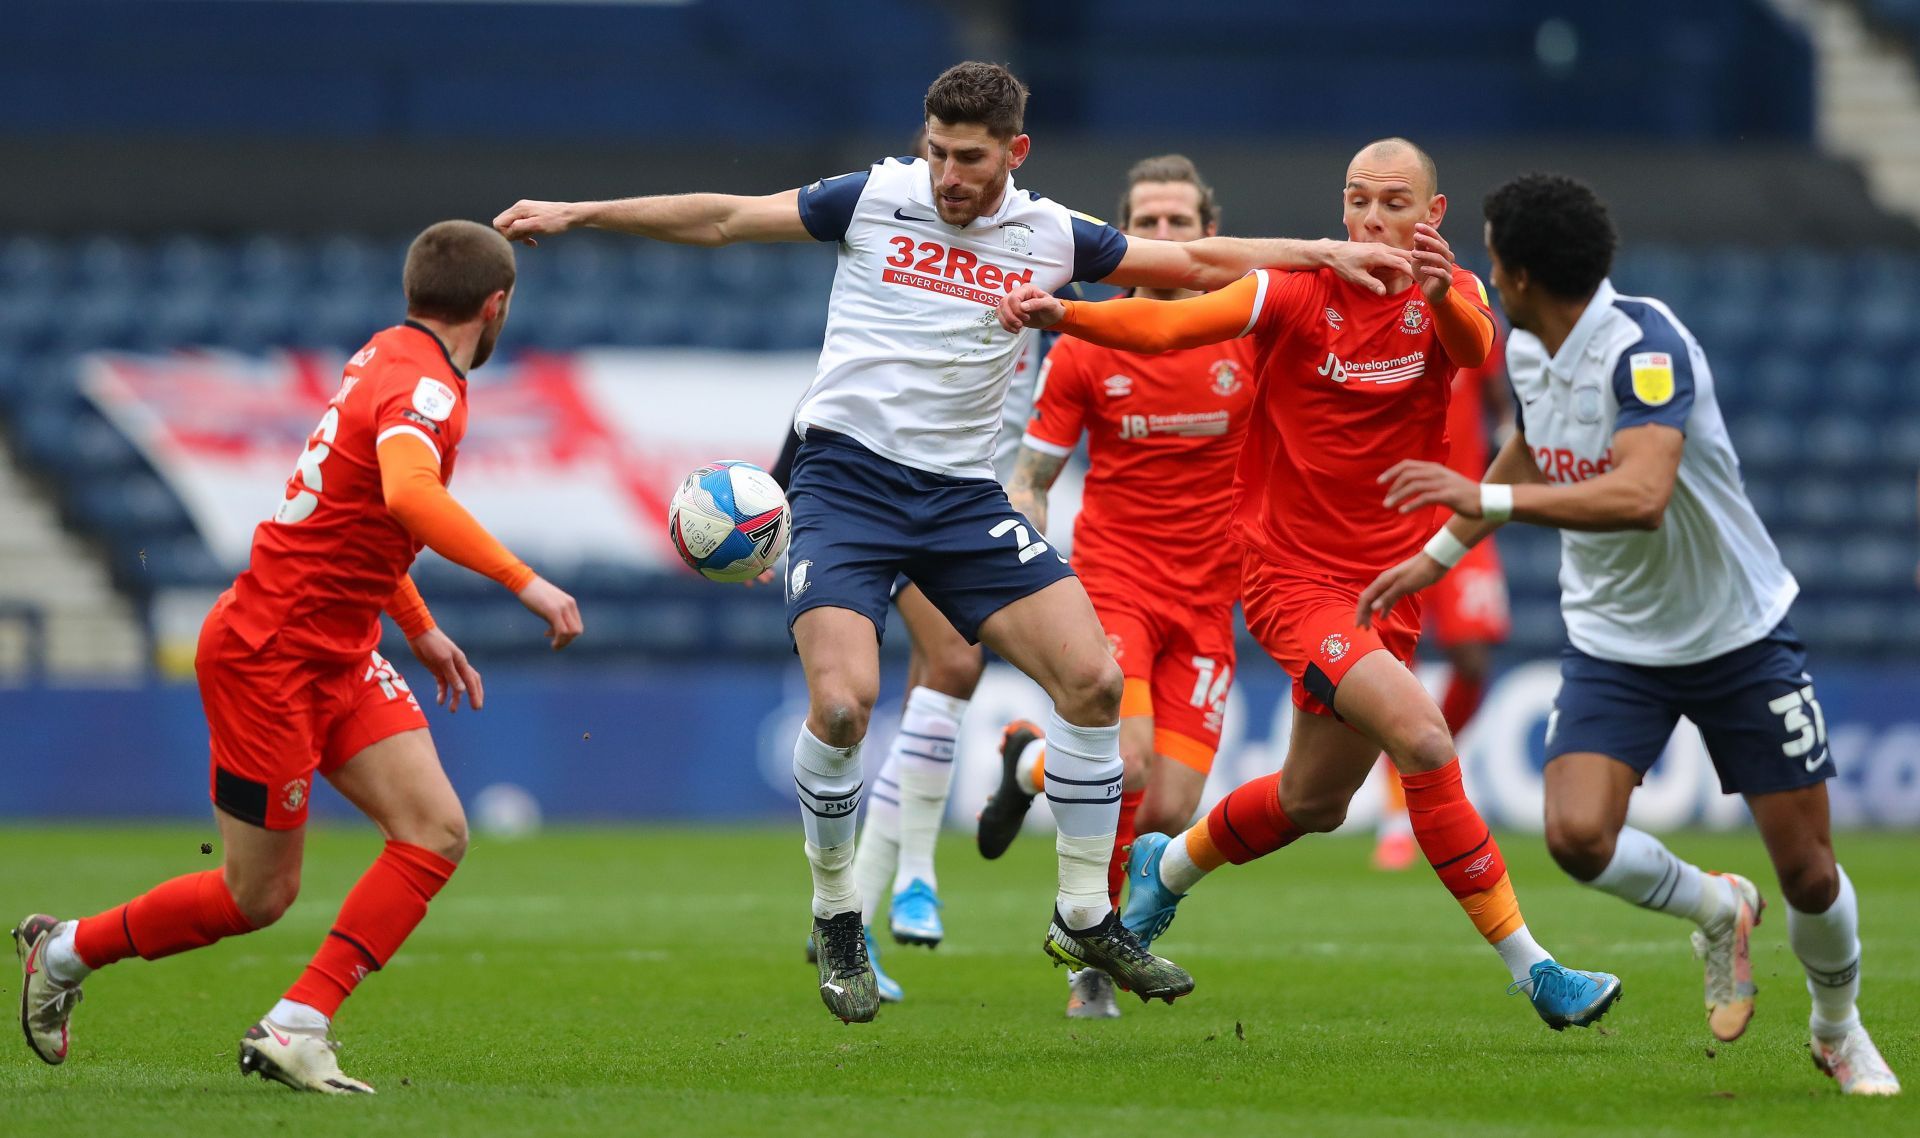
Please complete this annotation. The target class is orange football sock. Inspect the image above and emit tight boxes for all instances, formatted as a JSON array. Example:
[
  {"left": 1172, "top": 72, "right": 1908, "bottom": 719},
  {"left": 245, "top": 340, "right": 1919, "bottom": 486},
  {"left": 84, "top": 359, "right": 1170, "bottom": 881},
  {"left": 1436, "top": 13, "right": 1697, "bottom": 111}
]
[
  {"left": 1439, "top": 674, "right": 1486, "bottom": 737},
  {"left": 1401, "top": 759, "right": 1522, "bottom": 942},
  {"left": 1107, "top": 789, "right": 1145, "bottom": 907},
  {"left": 1202, "top": 772, "right": 1301, "bottom": 865},
  {"left": 284, "top": 841, "right": 456, "bottom": 1018},
  {"left": 73, "top": 869, "right": 254, "bottom": 968}
]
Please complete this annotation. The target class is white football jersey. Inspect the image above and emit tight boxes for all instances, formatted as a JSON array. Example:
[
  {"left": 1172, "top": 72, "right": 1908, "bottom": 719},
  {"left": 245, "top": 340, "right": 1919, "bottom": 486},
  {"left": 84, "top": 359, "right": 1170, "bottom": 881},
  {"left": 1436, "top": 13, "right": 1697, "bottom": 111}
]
[
  {"left": 1508, "top": 279, "right": 1797, "bottom": 665},
  {"left": 795, "top": 156, "right": 1128, "bottom": 480}
]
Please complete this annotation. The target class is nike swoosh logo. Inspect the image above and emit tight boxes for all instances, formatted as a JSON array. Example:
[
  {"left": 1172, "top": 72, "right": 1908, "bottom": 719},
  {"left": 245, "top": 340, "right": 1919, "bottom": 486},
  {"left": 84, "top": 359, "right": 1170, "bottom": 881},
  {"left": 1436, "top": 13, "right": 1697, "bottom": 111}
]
[
  {"left": 893, "top": 207, "right": 938, "bottom": 223},
  {"left": 269, "top": 1025, "right": 292, "bottom": 1046},
  {"left": 1806, "top": 749, "right": 1830, "bottom": 773},
  {"left": 822, "top": 982, "right": 846, "bottom": 996},
  {"left": 23, "top": 940, "right": 40, "bottom": 976}
]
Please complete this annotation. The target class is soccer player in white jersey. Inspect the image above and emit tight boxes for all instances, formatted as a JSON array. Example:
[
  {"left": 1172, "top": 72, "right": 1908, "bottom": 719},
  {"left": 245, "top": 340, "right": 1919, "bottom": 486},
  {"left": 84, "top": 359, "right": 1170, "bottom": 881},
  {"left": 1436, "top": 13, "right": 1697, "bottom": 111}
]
[
  {"left": 496, "top": 62, "right": 1409, "bottom": 1023},
  {"left": 1359, "top": 173, "right": 1899, "bottom": 1096}
]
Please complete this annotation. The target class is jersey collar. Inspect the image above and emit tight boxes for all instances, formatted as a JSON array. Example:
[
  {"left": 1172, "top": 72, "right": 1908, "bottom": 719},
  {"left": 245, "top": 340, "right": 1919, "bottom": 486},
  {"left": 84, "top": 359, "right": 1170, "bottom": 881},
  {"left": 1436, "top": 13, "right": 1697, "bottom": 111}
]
[
  {"left": 1546, "top": 278, "right": 1616, "bottom": 380},
  {"left": 403, "top": 318, "right": 468, "bottom": 380}
]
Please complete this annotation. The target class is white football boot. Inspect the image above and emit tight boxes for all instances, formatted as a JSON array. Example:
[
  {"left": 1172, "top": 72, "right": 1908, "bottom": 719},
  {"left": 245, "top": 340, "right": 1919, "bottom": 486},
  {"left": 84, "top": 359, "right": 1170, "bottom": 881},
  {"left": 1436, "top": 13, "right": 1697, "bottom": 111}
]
[
  {"left": 13, "top": 915, "right": 83, "bottom": 1065},
  {"left": 239, "top": 1017, "right": 375, "bottom": 1094},
  {"left": 1812, "top": 1025, "right": 1901, "bottom": 1096}
]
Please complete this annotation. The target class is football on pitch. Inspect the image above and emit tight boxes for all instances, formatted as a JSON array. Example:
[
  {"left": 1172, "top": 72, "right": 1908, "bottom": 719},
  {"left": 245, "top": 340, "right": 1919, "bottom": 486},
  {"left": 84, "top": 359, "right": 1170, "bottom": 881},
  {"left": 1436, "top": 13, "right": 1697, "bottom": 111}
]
[{"left": 667, "top": 460, "right": 792, "bottom": 582}]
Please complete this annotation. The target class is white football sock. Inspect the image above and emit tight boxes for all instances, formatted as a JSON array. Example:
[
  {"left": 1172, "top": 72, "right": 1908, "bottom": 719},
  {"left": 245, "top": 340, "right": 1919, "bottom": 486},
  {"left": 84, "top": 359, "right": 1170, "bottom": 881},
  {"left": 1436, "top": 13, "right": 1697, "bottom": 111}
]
[
  {"left": 1493, "top": 924, "right": 1553, "bottom": 990},
  {"left": 1015, "top": 738, "right": 1045, "bottom": 796},
  {"left": 267, "top": 999, "right": 329, "bottom": 1032},
  {"left": 1788, "top": 865, "right": 1862, "bottom": 1040},
  {"left": 890, "top": 687, "right": 966, "bottom": 893},
  {"left": 851, "top": 760, "right": 900, "bottom": 927},
  {"left": 1040, "top": 710, "right": 1122, "bottom": 929},
  {"left": 1587, "top": 826, "right": 1733, "bottom": 934},
  {"left": 793, "top": 725, "right": 864, "bottom": 918},
  {"left": 1158, "top": 832, "right": 1208, "bottom": 895},
  {"left": 43, "top": 921, "right": 91, "bottom": 985}
]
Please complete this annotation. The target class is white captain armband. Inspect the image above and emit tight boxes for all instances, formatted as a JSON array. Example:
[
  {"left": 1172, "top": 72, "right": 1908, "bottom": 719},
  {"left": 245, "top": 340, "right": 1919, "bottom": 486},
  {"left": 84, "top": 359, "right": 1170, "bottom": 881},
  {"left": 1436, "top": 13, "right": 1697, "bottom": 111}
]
[
  {"left": 1422, "top": 528, "right": 1471, "bottom": 569},
  {"left": 1479, "top": 483, "right": 1514, "bottom": 523}
]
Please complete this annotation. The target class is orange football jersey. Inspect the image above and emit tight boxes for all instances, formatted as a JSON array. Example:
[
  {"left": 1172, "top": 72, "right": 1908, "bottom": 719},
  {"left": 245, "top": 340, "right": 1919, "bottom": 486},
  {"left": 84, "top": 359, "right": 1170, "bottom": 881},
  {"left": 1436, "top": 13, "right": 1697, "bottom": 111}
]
[
  {"left": 1233, "top": 266, "right": 1493, "bottom": 577},
  {"left": 1025, "top": 334, "right": 1257, "bottom": 606},
  {"left": 224, "top": 322, "right": 469, "bottom": 661}
]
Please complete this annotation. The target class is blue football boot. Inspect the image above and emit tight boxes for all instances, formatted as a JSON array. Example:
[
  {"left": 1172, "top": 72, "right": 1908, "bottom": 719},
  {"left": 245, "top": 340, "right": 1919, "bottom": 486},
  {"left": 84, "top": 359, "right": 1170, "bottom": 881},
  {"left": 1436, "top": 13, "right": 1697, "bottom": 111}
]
[
  {"left": 1518, "top": 959, "right": 1622, "bottom": 1030},
  {"left": 866, "top": 925, "right": 903, "bottom": 1003},
  {"left": 1118, "top": 832, "right": 1185, "bottom": 952},
  {"left": 889, "top": 879, "right": 944, "bottom": 947}
]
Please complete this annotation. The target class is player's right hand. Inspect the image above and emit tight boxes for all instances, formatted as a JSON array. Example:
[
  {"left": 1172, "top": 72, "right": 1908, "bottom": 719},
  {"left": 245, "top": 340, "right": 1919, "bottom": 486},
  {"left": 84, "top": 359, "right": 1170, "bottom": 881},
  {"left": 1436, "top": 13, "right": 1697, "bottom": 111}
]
[
  {"left": 515, "top": 575, "right": 584, "bottom": 649},
  {"left": 998, "top": 284, "right": 1067, "bottom": 333},
  {"left": 493, "top": 200, "right": 581, "bottom": 247},
  {"left": 1325, "top": 241, "right": 1416, "bottom": 297},
  {"left": 1356, "top": 552, "right": 1447, "bottom": 628}
]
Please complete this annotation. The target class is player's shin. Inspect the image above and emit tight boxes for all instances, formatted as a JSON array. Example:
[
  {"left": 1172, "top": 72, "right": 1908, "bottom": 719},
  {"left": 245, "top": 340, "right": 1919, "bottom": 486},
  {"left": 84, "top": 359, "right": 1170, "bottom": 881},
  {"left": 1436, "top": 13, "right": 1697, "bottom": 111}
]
[
  {"left": 1041, "top": 711, "right": 1123, "bottom": 929},
  {"left": 1789, "top": 865, "right": 1863, "bottom": 1040},
  {"left": 794, "top": 726, "right": 864, "bottom": 918},
  {"left": 1401, "top": 760, "right": 1550, "bottom": 980},
  {"left": 1587, "top": 825, "right": 1733, "bottom": 931},
  {"left": 890, "top": 687, "right": 965, "bottom": 894},
  {"left": 282, "top": 841, "right": 456, "bottom": 1020},
  {"left": 68, "top": 869, "right": 256, "bottom": 975}
]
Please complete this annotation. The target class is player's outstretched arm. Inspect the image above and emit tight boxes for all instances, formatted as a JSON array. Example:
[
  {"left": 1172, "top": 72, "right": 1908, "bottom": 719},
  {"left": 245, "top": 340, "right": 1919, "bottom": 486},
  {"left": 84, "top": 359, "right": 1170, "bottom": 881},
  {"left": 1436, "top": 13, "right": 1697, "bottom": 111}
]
[
  {"left": 493, "top": 190, "right": 810, "bottom": 248},
  {"left": 998, "top": 276, "right": 1260, "bottom": 353},
  {"left": 1381, "top": 424, "right": 1682, "bottom": 533},
  {"left": 376, "top": 434, "right": 584, "bottom": 649},
  {"left": 384, "top": 576, "right": 485, "bottom": 711},
  {"left": 1104, "top": 234, "right": 1413, "bottom": 296}
]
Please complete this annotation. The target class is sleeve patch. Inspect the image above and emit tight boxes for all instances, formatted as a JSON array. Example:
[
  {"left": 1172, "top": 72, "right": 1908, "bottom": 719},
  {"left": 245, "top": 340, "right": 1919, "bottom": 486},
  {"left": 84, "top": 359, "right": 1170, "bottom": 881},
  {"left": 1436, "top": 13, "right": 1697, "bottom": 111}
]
[
  {"left": 1628, "top": 352, "right": 1675, "bottom": 406},
  {"left": 412, "top": 377, "right": 457, "bottom": 422}
]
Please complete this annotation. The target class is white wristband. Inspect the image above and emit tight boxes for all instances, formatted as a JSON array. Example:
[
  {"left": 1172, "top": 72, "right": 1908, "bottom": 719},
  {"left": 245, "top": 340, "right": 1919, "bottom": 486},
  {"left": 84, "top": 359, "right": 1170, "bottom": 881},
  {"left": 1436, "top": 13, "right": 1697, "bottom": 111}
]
[
  {"left": 1423, "top": 528, "right": 1471, "bottom": 569},
  {"left": 1479, "top": 483, "right": 1514, "bottom": 523}
]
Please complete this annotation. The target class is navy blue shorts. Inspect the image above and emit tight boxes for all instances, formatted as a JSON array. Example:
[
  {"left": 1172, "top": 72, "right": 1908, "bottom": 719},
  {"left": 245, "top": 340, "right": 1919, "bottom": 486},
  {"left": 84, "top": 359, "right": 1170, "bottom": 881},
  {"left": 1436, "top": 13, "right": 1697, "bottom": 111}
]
[
  {"left": 783, "top": 430, "right": 1074, "bottom": 644},
  {"left": 1546, "top": 618, "right": 1836, "bottom": 797}
]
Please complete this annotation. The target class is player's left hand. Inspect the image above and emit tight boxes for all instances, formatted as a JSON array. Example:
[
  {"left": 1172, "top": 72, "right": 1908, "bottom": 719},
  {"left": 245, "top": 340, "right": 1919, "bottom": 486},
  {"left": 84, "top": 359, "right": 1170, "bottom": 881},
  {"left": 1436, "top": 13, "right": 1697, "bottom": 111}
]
[
  {"left": 1325, "top": 240, "right": 1417, "bottom": 297},
  {"left": 1380, "top": 459, "right": 1480, "bottom": 516},
  {"left": 492, "top": 200, "right": 580, "bottom": 247},
  {"left": 1411, "top": 223, "right": 1455, "bottom": 305},
  {"left": 1356, "top": 552, "right": 1448, "bottom": 628},
  {"left": 406, "top": 627, "right": 485, "bottom": 713},
  {"left": 998, "top": 284, "right": 1067, "bottom": 333}
]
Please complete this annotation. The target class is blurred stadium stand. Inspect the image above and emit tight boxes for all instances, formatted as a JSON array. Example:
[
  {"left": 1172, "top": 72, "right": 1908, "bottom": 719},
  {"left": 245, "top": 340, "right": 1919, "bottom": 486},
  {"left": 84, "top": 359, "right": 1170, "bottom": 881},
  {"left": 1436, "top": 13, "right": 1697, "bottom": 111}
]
[{"left": 2, "top": 0, "right": 1918, "bottom": 679}]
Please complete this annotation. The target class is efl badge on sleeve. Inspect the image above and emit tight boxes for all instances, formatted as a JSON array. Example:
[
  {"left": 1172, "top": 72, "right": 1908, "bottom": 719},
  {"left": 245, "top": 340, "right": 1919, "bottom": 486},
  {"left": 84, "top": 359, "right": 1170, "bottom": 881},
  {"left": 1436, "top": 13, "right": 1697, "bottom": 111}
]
[
  {"left": 412, "top": 377, "right": 457, "bottom": 421},
  {"left": 1628, "top": 352, "right": 1675, "bottom": 406}
]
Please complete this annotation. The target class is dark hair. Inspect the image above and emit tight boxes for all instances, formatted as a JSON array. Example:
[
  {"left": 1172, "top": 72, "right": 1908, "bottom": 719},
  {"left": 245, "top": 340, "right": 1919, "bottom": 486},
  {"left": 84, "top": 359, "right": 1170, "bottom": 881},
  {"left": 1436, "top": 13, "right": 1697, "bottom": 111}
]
[
  {"left": 924, "top": 61, "right": 1028, "bottom": 140},
  {"left": 1483, "top": 174, "right": 1616, "bottom": 300},
  {"left": 1117, "top": 154, "right": 1219, "bottom": 231},
  {"left": 404, "top": 220, "right": 516, "bottom": 322}
]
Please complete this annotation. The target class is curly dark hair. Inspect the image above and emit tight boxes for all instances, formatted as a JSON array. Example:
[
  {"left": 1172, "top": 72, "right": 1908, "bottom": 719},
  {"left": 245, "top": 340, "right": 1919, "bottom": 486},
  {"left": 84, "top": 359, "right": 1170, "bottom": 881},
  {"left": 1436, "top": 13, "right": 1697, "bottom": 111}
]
[
  {"left": 924, "top": 61, "right": 1028, "bottom": 140},
  {"left": 1483, "top": 173, "right": 1616, "bottom": 300}
]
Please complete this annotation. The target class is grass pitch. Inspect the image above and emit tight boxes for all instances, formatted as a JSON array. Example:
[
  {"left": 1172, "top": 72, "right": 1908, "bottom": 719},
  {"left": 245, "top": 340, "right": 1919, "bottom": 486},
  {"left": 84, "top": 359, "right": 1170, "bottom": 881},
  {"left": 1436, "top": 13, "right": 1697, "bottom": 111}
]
[{"left": 1, "top": 825, "right": 1913, "bottom": 1136}]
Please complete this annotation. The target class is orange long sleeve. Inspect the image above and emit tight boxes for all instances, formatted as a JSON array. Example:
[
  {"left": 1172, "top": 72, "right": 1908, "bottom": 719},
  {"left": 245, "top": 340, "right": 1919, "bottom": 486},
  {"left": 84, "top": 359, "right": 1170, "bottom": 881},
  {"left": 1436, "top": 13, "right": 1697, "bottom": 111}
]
[
  {"left": 377, "top": 434, "right": 536, "bottom": 593},
  {"left": 385, "top": 575, "right": 436, "bottom": 640},
  {"left": 1055, "top": 274, "right": 1261, "bottom": 353},
  {"left": 1435, "top": 286, "right": 1494, "bottom": 368}
]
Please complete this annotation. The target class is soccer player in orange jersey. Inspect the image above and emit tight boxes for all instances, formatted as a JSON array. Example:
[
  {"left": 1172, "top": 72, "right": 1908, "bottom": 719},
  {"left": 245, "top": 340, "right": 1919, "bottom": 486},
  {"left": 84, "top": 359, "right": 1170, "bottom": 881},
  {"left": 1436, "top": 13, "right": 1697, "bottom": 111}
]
[
  {"left": 1373, "top": 336, "right": 1514, "bottom": 870},
  {"left": 973, "top": 155, "right": 1255, "bottom": 1018},
  {"left": 12, "top": 221, "right": 583, "bottom": 1093},
  {"left": 998, "top": 139, "right": 1623, "bottom": 1029}
]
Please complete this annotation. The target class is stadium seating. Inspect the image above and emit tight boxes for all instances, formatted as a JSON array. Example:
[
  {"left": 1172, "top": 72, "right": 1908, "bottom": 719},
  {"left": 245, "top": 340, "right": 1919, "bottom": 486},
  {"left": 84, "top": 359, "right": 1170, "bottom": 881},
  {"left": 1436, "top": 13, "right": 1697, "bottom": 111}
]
[{"left": 1, "top": 232, "right": 1916, "bottom": 665}]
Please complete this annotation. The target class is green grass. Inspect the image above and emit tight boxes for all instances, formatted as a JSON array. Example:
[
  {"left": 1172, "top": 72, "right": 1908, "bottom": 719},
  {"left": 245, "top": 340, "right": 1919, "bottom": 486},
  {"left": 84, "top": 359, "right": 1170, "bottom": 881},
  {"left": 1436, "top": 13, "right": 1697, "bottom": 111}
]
[{"left": 1, "top": 825, "right": 1914, "bottom": 1136}]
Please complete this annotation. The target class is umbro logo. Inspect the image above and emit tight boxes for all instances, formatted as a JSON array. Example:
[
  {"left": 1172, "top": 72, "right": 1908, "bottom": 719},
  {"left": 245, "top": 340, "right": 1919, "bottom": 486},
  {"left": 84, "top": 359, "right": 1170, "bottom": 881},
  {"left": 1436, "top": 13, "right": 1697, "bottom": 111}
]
[
  {"left": 1103, "top": 374, "right": 1132, "bottom": 398},
  {"left": 1465, "top": 852, "right": 1497, "bottom": 878},
  {"left": 1325, "top": 307, "right": 1344, "bottom": 329}
]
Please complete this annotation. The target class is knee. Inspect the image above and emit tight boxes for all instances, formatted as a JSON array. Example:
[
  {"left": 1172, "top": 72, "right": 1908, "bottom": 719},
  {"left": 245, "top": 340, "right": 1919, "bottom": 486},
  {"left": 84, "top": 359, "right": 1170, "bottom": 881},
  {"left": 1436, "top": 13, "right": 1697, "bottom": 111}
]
[
  {"left": 411, "top": 812, "right": 469, "bottom": 865},
  {"left": 1279, "top": 785, "right": 1348, "bottom": 835},
  {"left": 810, "top": 688, "right": 875, "bottom": 747},
  {"left": 1544, "top": 813, "right": 1616, "bottom": 882},
  {"left": 1776, "top": 856, "right": 1839, "bottom": 913},
  {"left": 227, "top": 867, "right": 300, "bottom": 928},
  {"left": 1057, "top": 658, "right": 1124, "bottom": 724},
  {"left": 1134, "top": 797, "right": 1194, "bottom": 838},
  {"left": 1119, "top": 742, "right": 1153, "bottom": 792},
  {"left": 1388, "top": 721, "right": 1457, "bottom": 775}
]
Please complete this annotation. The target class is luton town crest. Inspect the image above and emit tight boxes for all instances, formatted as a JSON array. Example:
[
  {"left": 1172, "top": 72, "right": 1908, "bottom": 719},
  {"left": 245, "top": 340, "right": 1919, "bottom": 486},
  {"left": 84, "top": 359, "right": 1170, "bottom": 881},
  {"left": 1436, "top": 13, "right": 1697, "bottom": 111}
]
[
  {"left": 1209, "top": 359, "right": 1243, "bottom": 396},
  {"left": 1399, "top": 299, "right": 1430, "bottom": 334}
]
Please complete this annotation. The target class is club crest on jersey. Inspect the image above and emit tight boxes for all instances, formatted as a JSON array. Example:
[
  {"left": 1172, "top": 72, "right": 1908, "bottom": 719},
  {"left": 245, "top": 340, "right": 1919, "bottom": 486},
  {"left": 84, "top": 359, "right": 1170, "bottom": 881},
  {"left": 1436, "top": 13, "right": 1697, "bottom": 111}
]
[
  {"left": 412, "top": 377, "right": 457, "bottom": 422},
  {"left": 1629, "top": 352, "right": 1676, "bottom": 406},
  {"left": 788, "top": 559, "right": 813, "bottom": 601},
  {"left": 1209, "top": 359, "right": 1244, "bottom": 396},
  {"left": 1399, "top": 300, "right": 1430, "bottom": 334},
  {"left": 282, "top": 778, "right": 308, "bottom": 813},
  {"left": 1320, "top": 633, "right": 1350, "bottom": 662},
  {"left": 1103, "top": 374, "right": 1133, "bottom": 398},
  {"left": 1106, "top": 632, "right": 1125, "bottom": 662},
  {"left": 1001, "top": 222, "right": 1032, "bottom": 255},
  {"left": 1324, "top": 307, "right": 1344, "bottom": 329}
]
